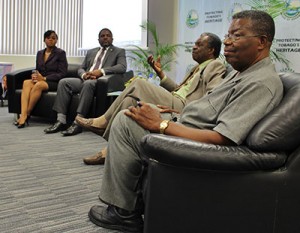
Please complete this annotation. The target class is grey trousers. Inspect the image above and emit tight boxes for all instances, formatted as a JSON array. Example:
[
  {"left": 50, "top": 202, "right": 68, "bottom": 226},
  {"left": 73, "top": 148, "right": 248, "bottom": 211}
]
[
  {"left": 53, "top": 78, "right": 97, "bottom": 117},
  {"left": 102, "top": 78, "right": 185, "bottom": 140},
  {"left": 100, "top": 109, "right": 172, "bottom": 211}
]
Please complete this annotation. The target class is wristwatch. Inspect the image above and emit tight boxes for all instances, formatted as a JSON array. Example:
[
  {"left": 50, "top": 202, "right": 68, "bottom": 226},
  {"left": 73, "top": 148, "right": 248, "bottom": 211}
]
[{"left": 159, "top": 120, "right": 170, "bottom": 134}]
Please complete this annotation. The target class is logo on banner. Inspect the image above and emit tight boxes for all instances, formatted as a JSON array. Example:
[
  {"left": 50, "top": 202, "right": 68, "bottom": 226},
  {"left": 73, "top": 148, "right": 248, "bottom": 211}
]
[
  {"left": 227, "top": 3, "right": 244, "bottom": 22},
  {"left": 282, "top": 0, "right": 300, "bottom": 20},
  {"left": 186, "top": 10, "right": 199, "bottom": 28}
]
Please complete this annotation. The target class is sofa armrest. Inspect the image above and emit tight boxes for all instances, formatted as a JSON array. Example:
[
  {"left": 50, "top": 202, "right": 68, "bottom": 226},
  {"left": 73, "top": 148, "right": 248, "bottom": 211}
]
[
  {"left": 98, "top": 70, "right": 134, "bottom": 93},
  {"left": 6, "top": 67, "right": 35, "bottom": 91},
  {"left": 6, "top": 68, "right": 35, "bottom": 113},
  {"left": 141, "top": 134, "right": 287, "bottom": 171}
]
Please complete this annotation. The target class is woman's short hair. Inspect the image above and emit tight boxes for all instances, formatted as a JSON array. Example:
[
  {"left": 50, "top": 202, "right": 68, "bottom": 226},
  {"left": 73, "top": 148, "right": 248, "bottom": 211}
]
[{"left": 44, "top": 30, "right": 58, "bottom": 40}]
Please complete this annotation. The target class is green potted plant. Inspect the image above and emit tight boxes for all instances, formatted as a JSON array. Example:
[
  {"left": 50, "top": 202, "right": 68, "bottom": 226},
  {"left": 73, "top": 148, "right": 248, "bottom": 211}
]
[
  {"left": 127, "top": 20, "right": 185, "bottom": 83},
  {"left": 247, "top": 0, "right": 290, "bottom": 68}
]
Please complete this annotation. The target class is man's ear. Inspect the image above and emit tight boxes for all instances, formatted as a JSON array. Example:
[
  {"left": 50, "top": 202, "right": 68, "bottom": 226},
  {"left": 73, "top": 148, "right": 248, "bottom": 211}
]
[
  {"left": 208, "top": 47, "right": 215, "bottom": 57},
  {"left": 258, "top": 35, "right": 269, "bottom": 49}
]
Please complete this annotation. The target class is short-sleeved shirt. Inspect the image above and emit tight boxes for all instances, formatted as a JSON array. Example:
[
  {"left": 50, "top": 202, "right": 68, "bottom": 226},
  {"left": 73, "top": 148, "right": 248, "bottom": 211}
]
[{"left": 179, "top": 57, "right": 283, "bottom": 145}]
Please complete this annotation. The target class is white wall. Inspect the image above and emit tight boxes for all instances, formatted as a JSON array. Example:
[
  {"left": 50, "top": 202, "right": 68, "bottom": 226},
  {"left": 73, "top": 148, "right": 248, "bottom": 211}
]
[
  {"left": 148, "top": 0, "right": 178, "bottom": 45},
  {"left": 148, "top": 0, "right": 179, "bottom": 79}
]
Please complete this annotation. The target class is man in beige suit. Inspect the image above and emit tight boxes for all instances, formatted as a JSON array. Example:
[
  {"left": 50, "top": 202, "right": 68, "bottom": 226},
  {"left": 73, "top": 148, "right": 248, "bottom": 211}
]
[{"left": 76, "top": 32, "right": 226, "bottom": 164}]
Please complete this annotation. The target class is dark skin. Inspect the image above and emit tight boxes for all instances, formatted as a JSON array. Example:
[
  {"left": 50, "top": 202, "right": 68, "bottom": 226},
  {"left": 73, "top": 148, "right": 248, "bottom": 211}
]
[
  {"left": 125, "top": 19, "right": 271, "bottom": 146},
  {"left": 147, "top": 34, "right": 215, "bottom": 80},
  {"left": 125, "top": 101, "right": 232, "bottom": 145},
  {"left": 83, "top": 29, "right": 113, "bottom": 80},
  {"left": 223, "top": 19, "right": 270, "bottom": 72},
  {"left": 32, "top": 32, "right": 58, "bottom": 83},
  {"left": 147, "top": 34, "right": 216, "bottom": 114}
]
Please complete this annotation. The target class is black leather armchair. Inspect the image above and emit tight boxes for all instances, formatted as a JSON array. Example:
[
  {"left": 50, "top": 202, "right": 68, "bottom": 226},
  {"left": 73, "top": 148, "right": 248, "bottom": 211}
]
[
  {"left": 6, "top": 64, "right": 133, "bottom": 122},
  {"left": 141, "top": 72, "right": 300, "bottom": 233}
]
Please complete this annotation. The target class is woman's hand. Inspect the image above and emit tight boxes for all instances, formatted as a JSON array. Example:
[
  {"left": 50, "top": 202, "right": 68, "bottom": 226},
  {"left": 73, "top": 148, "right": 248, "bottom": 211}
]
[
  {"left": 32, "top": 71, "right": 46, "bottom": 82},
  {"left": 31, "top": 71, "right": 38, "bottom": 83}
]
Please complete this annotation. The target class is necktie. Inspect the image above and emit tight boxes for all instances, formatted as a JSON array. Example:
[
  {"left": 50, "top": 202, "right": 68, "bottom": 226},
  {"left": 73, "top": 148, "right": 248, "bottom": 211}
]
[
  {"left": 93, "top": 47, "right": 106, "bottom": 70},
  {"left": 174, "top": 66, "right": 200, "bottom": 91}
]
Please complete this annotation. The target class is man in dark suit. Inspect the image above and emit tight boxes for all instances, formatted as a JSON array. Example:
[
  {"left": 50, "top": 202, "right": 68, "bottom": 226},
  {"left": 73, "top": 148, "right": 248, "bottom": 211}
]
[{"left": 44, "top": 28, "right": 127, "bottom": 136}]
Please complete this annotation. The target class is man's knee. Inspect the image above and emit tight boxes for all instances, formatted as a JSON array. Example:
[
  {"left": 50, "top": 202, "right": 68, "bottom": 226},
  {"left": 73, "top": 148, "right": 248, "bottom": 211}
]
[
  {"left": 83, "top": 79, "right": 96, "bottom": 86},
  {"left": 82, "top": 79, "right": 96, "bottom": 91},
  {"left": 111, "top": 110, "right": 131, "bottom": 130},
  {"left": 113, "top": 109, "right": 128, "bottom": 122},
  {"left": 131, "top": 78, "right": 147, "bottom": 88},
  {"left": 57, "top": 78, "right": 68, "bottom": 88},
  {"left": 121, "top": 95, "right": 137, "bottom": 107}
]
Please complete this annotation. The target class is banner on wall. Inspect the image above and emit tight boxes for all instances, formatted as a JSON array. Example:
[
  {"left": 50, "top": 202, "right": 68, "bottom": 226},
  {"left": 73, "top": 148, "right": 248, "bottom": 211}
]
[{"left": 176, "top": 0, "right": 300, "bottom": 82}]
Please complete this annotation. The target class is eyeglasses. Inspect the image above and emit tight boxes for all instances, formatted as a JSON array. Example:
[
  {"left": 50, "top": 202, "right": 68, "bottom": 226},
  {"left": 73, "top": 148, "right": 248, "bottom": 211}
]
[{"left": 223, "top": 34, "right": 264, "bottom": 42}]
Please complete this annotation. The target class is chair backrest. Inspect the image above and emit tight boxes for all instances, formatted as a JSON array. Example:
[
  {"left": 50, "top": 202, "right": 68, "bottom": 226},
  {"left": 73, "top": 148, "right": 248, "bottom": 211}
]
[
  {"left": 246, "top": 72, "right": 300, "bottom": 152},
  {"left": 123, "top": 70, "right": 134, "bottom": 83},
  {"left": 66, "top": 63, "right": 80, "bottom": 78}
]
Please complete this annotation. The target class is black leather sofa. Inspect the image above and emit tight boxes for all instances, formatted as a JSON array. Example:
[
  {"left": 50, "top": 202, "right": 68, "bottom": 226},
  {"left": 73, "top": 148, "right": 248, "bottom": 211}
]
[
  {"left": 6, "top": 63, "right": 133, "bottom": 122},
  {"left": 141, "top": 72, "right": 300, "bottom": 233}
]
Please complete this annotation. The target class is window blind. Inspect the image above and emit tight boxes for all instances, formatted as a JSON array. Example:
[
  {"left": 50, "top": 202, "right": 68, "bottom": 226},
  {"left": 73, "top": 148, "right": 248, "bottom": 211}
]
[{"left": 0, "top": 0, "right": 85, "bottom": 56}]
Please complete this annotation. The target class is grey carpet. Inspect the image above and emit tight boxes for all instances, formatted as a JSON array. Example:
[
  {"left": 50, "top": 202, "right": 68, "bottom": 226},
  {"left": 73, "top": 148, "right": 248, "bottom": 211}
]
[{"left": 0, "top": 107, "right": 120, "bottom": 233}]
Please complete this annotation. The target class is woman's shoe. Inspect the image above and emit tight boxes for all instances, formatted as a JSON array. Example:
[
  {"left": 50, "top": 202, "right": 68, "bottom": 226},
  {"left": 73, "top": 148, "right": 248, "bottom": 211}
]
[
  {"left": 14, "top": 115, "right": 30, "bottom": 126},
  {"left": 17, "top": 116, "right": 29, "bottom": 128},
  {"left": 17, "top": 123, "right": 26, "bottom": 128}
]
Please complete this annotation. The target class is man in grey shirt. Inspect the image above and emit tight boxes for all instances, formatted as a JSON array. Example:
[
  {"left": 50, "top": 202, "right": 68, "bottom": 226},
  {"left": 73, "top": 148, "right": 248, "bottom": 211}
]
[{"left": 87, "top": 10, "right": 284, "bottom": 233}]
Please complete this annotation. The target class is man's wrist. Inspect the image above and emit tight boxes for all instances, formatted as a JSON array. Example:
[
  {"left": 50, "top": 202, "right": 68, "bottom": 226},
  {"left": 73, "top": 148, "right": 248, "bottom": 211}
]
[
  {"left": 157, "top": 71, "right": 164, "bottom": 79},
  {"left": 159, "top": 120, "right": 170, "bottom": 134}
]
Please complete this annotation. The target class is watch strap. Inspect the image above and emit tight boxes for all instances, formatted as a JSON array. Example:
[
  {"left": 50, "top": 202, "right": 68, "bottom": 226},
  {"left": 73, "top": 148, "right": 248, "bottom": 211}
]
[{"left": 159, "top": 120, "right": 170, "bottom": 134}]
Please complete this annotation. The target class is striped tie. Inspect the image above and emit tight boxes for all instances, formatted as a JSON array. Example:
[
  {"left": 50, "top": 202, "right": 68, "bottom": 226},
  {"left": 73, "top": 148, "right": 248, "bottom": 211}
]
[{"left": 93, "top": 47, "right": 106, "bottom": 70}]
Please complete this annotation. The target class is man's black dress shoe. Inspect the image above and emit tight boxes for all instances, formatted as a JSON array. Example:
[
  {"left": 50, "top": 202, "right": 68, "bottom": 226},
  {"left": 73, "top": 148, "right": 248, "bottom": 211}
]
[
  {"left": 88, "top": 205, "right": 143, "bottom": 233},
  {"left": 61, "top": 123, "right": 82, "bottom": 136},
  {"left": 44, "top": 121, "right": 67, "bottom": 134}
]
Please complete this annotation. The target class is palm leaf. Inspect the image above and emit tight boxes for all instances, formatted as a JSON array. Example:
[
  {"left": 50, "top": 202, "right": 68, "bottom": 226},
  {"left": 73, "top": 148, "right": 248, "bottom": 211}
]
[
  {"left": 141, "top": 21, "right": 159, "bottom": 49},
  {"left": 270, "top": 50, "right": 290, "bottom": 68},
  {"left": 128, "top": 20, "right": 184, "bottom": 78},
  {"left": 129, "top": 45, "right": 149, "bottom": 57},
  {"left": 247, "top": 0, "right": 290, "bottom": 68},
  {"left": 247, "top": 0, "right": 285, "bottom": 18}
]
